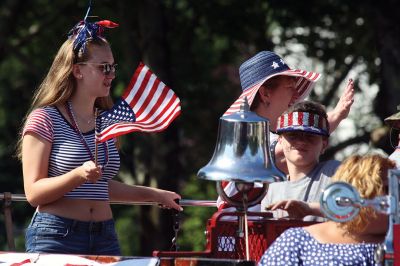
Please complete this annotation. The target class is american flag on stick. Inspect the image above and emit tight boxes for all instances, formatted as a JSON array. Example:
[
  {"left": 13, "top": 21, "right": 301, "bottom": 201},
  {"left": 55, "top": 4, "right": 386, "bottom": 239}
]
[{"left": 96, "top": 63, "right": 181, "bottom": 142}]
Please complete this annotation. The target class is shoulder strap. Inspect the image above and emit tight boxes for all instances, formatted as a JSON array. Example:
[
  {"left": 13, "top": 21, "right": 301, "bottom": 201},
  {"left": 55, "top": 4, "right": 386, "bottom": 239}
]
[{"left": 302, "top": 162, "right": 325, "bottom": 202}]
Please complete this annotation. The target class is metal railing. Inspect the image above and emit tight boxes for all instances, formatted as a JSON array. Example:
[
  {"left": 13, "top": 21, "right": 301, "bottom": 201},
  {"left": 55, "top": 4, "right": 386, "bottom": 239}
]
[{"left": 0, "top": 192, "right": 217, "bottom": 251}]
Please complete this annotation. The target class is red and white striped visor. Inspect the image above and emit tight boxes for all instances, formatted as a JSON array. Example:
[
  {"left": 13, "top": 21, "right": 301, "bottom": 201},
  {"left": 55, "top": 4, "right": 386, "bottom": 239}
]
[{"left": 276, "top": 111, "right": 329, "bottom": 137}]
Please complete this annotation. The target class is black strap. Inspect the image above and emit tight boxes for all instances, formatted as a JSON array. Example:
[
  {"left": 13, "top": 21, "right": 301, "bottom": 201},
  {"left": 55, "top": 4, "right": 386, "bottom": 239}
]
[
  {"left": 302, "top": 162, "right": 325, "bottom": 202},
  {"left": 302, "top": 178, "right": 314, "bottom": 202},
  {"left": 269, "top": 139, "right": 287, "bottom": 177}
]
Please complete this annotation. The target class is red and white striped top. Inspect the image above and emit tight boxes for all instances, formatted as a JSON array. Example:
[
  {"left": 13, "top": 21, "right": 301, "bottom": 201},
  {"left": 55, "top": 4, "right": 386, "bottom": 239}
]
[{"left": 23, "top": 106, "right": 120, "bottom": 200}]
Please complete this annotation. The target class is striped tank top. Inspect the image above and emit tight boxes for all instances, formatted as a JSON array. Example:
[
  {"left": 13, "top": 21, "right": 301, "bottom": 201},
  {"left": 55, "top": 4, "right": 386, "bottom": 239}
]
[{"left": 23, "top": 106, "right": 120, "bottom": 200}]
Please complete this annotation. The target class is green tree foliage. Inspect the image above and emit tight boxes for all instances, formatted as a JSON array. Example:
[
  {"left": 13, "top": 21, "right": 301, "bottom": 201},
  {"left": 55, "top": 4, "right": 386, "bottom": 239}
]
[
  {"left": 179, "top": 175, "right": 217, "bottom": 251},
  {"left": 0, "top": 0, "right": 399, "bottom": 256}
]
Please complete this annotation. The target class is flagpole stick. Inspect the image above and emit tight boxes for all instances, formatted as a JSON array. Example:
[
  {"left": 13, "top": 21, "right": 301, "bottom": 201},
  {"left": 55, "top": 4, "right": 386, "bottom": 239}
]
[{"left": 94, "top": 108, "right": 98, "bottom": 166}]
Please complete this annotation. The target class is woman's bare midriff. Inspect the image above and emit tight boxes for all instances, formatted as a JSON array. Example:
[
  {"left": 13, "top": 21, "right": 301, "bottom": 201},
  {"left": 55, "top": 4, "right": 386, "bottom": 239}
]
[{"left": 38, "top": 198, "right": 113, "bottom": 221}]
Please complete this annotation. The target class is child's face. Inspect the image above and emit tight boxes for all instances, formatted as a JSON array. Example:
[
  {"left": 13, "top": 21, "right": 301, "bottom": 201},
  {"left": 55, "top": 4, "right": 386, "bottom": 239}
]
[
  {"left": 279, "top": 131, "right": 328, "bottom": 168},
  {"left": 266, "top": 77, "right": 296, "bottom": 121}
]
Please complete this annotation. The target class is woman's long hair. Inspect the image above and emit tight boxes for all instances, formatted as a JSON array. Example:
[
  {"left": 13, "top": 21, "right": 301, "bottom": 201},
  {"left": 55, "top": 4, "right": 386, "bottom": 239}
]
[
  {"left": 16, "top": 37, "right": 114, "bottom": 159},
  {"left": 32, "top": 37, "right": 113, "bottom": 109}
]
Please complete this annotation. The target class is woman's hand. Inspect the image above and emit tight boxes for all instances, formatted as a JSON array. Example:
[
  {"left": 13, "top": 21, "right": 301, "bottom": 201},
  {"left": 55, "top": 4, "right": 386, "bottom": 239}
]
[
  {"left": 156, "top": 189, "right": 183, "bottom": 211},
  {"left": 108, "top": 180, "right": 183, "bottom": 211},
  {"left": 75, "top": 161, "right": 102, "bottom": 183}
]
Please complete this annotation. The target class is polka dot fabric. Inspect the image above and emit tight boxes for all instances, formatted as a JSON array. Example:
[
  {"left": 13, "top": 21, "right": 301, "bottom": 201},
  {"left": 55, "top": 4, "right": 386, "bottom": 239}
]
[{"left": 258, "top": 227, "right": 380, "bottom": 266}]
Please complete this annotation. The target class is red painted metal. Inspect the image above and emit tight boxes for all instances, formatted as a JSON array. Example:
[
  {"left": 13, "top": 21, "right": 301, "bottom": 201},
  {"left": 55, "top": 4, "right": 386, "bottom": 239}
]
[{"left": 153, "top": 211, "right": 317, "bottom": 263}]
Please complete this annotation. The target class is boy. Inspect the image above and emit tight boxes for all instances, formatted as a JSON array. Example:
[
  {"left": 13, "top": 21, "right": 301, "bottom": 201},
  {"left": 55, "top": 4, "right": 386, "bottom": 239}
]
[{"left": 261, "top": 101, "right": 340, "bottom": 221}]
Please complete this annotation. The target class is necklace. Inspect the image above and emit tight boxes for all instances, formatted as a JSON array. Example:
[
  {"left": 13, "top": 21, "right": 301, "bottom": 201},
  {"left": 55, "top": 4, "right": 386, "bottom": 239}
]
[
  {"left": 75, "top": 113, "right": 94, "bottom": 125},
  {"left": 68, "top": 104, "right": 95, "bottom": 124},
  {"left": 66, "top": 101, "right": 109, "bottom": 168}
]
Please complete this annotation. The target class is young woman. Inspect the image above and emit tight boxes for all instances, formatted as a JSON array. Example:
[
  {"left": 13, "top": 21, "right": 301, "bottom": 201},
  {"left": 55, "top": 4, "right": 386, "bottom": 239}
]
[
  {"left": 18, "top": 16, "right": 181, "bottom": 255},
  {"left": 259, "top": 154, "right": 395, "bottom": 265}
]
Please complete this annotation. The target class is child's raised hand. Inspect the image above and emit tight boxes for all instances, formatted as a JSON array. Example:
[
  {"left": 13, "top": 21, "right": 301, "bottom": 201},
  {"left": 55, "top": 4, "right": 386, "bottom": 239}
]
[
  {"left": 327, "top": 78, "right": 355, "bottom": 132},
  {"left": 333, "top": 79, "right": 355, "bottom": 121}
]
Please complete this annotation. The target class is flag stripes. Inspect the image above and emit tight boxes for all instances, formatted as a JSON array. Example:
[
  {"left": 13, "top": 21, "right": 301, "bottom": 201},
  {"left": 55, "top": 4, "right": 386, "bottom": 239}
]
[
  {"left": 96, "top": 63, "right": 181, "bottom": 142},
  {"left": 276, "top": 111, "right": 329, "bottom": 136}
]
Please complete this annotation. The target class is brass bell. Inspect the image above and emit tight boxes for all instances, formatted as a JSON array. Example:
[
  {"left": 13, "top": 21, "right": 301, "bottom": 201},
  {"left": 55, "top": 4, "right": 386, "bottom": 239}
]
[{"left": 197, "top": 98, "right": 285, "bottom": 183}]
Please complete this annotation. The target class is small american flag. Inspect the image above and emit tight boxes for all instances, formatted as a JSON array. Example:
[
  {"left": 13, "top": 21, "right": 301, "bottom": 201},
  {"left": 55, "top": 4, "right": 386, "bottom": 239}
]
[
  {"left": 96, "top": 63, "right": 181, "bottom": 142},
  {"left": 96, "top": 98, "right": 136, "bottom": 135}
]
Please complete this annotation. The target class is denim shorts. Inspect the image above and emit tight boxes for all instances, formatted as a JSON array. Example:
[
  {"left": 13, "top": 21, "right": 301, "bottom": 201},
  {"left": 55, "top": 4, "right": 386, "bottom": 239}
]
[{"left": 25, "top": 211, "right": 121, "bottom": 255}]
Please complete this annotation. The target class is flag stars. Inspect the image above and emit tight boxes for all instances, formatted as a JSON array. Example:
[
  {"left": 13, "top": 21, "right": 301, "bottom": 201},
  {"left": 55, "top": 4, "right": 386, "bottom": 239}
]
[
  {"left": 271, "top": 61, "right": 279, "bottom": 69},
  {"left": 280, "top": 59, "right": 286, "bottom": 65}
]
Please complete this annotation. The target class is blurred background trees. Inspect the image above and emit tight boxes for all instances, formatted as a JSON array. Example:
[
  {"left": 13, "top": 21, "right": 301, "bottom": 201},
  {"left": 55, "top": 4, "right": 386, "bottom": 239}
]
[{"left": 0, "top": 0, "right": 399, "bottom": 256}]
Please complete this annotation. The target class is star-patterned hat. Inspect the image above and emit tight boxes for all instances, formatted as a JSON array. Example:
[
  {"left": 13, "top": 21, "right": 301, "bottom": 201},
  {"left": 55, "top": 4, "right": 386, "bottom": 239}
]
[{"left": 224, "top": 51, "right": 321, "bottom": 116}]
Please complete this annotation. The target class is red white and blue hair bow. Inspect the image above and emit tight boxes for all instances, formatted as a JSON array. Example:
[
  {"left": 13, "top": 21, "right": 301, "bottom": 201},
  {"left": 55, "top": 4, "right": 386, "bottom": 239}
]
[{"left": 68, "top": 1, "right": 118, "bottom": 55}]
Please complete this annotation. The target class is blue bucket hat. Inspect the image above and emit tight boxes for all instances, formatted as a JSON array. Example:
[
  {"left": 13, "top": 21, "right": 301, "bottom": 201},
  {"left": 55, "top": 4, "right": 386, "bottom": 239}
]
[{"left": 225, "top": 51, "right": 321, "bottom": 115}]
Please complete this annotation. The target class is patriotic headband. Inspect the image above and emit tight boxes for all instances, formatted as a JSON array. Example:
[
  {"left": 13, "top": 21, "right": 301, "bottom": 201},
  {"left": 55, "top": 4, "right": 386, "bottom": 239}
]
[
  {"left": 68, "top": 1, "right": 118, "bottom": 55},
  {"left": 276, "top": 111, "right": 329, "bottom": 137}
]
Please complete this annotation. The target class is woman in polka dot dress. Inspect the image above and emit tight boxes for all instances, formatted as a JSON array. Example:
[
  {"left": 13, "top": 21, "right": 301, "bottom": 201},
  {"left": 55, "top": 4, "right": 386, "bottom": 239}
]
[{"left": 259, "top": 154, "right": 395, "bottom": 266}]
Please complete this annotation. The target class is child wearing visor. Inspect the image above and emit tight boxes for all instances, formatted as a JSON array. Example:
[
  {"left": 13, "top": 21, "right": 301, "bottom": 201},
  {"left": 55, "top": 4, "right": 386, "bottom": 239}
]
[{"left": 261, "top": 100, "right": 340, "bottom": 221}]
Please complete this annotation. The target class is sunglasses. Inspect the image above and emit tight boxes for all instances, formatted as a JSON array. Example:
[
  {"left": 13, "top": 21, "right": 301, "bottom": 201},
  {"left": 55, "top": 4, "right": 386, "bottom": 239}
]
[{"left": 77, "top": 62, "right": 118, "bottom": 75}]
